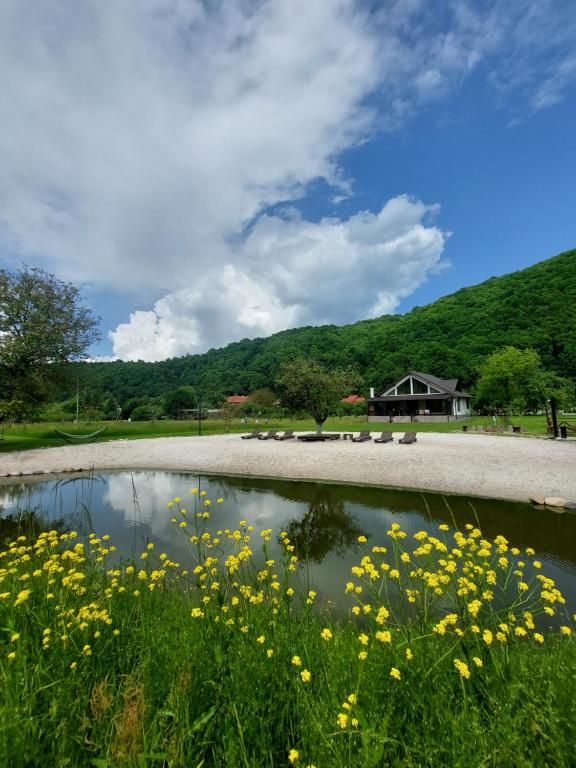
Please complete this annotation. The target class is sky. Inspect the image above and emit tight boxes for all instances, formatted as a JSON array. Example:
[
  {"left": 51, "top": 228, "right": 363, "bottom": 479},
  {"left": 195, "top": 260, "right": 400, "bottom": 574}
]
[{"left": 0, "top": 0, "right": 575, "bottom": 362}]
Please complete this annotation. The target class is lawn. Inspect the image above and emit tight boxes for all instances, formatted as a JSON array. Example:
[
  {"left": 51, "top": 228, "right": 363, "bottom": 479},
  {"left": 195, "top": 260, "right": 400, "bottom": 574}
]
[{"left": 0, "top": 415, "right": 550, "bottom": 453}]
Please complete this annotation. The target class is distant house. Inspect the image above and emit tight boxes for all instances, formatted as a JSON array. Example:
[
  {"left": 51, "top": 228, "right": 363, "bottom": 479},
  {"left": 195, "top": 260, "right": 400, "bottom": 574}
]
[
  {"left": 368, "top": 372, "right": 471, "bottom": 423},
  {"left": 226, "top": 395, "right": 249, "bottom": 405},
  {"left": 341, "top": 395, "right": 366, "bottom": 404}
]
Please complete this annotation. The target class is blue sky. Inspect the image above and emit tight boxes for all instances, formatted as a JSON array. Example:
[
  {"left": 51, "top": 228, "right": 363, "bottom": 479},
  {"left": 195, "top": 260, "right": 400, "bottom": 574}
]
[{"left": 1, "top": 0, "right": 575, "bottom": 360}]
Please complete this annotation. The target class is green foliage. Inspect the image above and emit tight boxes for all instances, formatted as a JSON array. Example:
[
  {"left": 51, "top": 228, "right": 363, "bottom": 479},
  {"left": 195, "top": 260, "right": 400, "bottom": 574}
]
[
  {"left": 63, "top": 249, "right": 576, "bottom": 412},
  {"left": 475, "top": 347, "right": 575, "bottom": 413},
  {"left": 1, "top": 506, "right": 576, "bottom": 766},
  {"left": 0, "top": 267, "right": 99, "bottom": 415},
  {"left": 276, "top": 358, "right": 362, "bottom": 432},
  {"left": 163, "top": 385, "right": 198, "bottom": 418}
]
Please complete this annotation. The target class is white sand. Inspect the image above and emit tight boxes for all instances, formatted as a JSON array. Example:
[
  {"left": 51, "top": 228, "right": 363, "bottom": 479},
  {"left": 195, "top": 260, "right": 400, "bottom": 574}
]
[{"left": 1, "top": 432, "right": 575, "bottom": 503}]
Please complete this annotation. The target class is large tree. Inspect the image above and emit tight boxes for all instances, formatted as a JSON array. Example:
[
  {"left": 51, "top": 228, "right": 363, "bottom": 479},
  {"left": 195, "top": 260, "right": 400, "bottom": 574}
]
[
  {"left": 276, "top": 358, "right": 362, "bottom": 434},
  {"left": 474, "top": 346, "right": 574, "bottom": 414},
  {"left": 0, "top": 266, "right": 100, "bottom": 416}
]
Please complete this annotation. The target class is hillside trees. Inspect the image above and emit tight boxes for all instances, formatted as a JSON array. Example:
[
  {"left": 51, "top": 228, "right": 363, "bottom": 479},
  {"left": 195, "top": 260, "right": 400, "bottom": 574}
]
[{"left": 0, "top": 267, "right": 99, "bottom": 418}]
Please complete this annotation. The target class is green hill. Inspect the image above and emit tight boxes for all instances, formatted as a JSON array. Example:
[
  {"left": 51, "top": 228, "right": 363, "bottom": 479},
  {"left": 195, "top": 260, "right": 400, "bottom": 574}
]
[{"left": 77, "top": 248, "right": 576, "bottom": 403}]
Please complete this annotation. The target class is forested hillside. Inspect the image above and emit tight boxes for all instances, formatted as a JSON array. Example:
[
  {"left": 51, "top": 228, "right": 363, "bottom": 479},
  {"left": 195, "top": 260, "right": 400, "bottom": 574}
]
[{"left": 75, "top": 248, "right": 576, "bottom": 405}]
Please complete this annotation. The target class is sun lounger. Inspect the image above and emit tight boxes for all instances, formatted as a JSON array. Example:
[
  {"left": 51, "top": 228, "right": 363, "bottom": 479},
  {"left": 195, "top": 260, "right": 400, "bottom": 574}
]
[
  {"left": 374, "top": 431, "right": 393, "bottom": 443},
  {"left": 258, "top": 430, "right": 278, "bottom": 440},
  {"left": 399, "top": 431, "right": 417, "bottom": 444},
  {"left": 352, "top": 430, "right": 372, "bottom": 443},
  {"left": 274, "top": 430, "right": 295, "bottom": 440},
  {"left": 241, "top": 429, "right": 263, "bottom": 440}
]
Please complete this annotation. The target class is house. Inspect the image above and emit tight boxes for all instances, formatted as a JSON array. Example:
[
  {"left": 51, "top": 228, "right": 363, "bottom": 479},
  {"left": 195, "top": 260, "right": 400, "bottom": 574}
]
[
  {"left": 341, "top": 395, "right": 366, "bottom": 404},
  {"left": 368, "top": 371, "right": 471, "bottom": 423},
  {"left": 226, "top": 395, "right": 249, "bottom": 405}
]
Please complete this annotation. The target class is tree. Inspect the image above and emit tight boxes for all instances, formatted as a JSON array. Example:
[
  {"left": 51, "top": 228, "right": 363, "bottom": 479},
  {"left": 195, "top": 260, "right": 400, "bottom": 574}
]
[
  {"left": 163, "top": 386, "right": 198, "bottom": 418},
  {"left": 473, "top": 347, "right": 571, "bottom": 414},
  {"left": 0, "top": 266, "right": 100, "bottom": 415},
  {"left": 276, "top": 358, "right": 361, "bottom": 434}
]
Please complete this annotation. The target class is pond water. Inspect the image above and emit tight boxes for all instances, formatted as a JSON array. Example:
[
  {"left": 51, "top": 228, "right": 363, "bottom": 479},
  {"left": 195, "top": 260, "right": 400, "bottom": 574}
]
[{"left": 1, "top": 471, "right": 575, "bottom": 616}]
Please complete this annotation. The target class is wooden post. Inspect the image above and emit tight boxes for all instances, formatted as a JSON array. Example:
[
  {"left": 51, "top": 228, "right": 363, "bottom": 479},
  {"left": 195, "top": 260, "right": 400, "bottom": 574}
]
[{"left": 550, "top": 397, "right": 559, "bottom": 439}]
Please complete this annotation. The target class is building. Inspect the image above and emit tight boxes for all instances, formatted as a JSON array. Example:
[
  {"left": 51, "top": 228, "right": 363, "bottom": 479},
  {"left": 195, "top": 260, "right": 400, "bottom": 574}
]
[
  {"left": 341, "top": 395, "right": 366, "bottom": 404},
  {"left": 226, "top": 395, "right": 249, "bottom": 405},
  {"left": 368, "top": 371, "right": 471, "bottom": 423}
]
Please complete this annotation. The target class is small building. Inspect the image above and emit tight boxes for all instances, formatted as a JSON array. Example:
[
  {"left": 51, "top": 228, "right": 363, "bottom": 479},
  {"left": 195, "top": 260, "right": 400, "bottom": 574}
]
[
  {"left": 341, "top": 395, "right": 366, "bottom": 404},
  {"left": 368, "top": 371, "right": 472, "bottom": 423},
  {"left": 226, "top": 395, "right": 249, "bottom": 405}
]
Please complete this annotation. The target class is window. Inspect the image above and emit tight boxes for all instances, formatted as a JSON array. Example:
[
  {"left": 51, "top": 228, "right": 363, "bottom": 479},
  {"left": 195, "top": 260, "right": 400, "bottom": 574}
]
[
  {"left": 412, "top": 378, "right": 428, "bottom": 394},
  {"left": 429, "top": 386, "right": 441, "bottom": 394},
  {"left": 397, "top": 379, "right": 411, "bottom": 395}
]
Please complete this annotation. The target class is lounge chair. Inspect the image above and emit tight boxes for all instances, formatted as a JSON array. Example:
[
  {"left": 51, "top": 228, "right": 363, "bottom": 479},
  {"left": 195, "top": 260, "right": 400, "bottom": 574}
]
[
  {"left": 399, "top": 431, "right": 417, "bottom": 444},
  {"left": 374, "top": 431, "right": 393, "bottom": 443},
  {"left": 352, "top": 430, "right": 372, "bottom": 443},
  {"left": 241, "top": 429, "right": 263, "bottom": 440},
  {"left": 274, "top": 430, "right": 295, "bottom": 440},
  {"left": 258, "top": 430, "right": 278, "bottom": 440}
]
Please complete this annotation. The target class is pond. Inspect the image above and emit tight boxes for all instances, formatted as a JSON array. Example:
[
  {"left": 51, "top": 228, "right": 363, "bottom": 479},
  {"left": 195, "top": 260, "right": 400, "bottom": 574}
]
[{"left": 1, "top": 471, "right": 575, "bottom": 616}]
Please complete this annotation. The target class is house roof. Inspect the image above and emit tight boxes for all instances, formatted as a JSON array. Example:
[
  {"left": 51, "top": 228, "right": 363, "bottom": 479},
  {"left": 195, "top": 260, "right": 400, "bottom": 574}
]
[
  {"left": 226, "top": 395, "right": 249, "bottom": 404},
  {"left": 341, "top": 395, "right": 366, "bottom": 404},
  {"left": 377, "top": 371, "right": 471, "bottom": 399}
]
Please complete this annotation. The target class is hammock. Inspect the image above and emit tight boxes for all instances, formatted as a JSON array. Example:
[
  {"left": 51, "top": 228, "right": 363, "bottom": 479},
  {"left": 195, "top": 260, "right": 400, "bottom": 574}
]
[{"left": 54, "top": 426, "right": 108, "bottom": 443}]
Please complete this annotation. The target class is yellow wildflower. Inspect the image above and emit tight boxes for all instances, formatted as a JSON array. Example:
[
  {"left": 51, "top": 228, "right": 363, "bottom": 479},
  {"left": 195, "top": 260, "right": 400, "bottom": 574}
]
[
  {"left": 390, "top": 667, "right": 401, "bottom": 680},
  {"left": 453, "top": 659, "right": 470, "bottom": 679},
  {"left": 291, "top": 656, "right": 302, "bottom": 667},
  {"left": 300, "top": 669, "right": 311, "bottom": 683},
  {"left": 288, "top": 749, "right": 299, "bottom": 763},
  {"left": 320, "top": 628, "right": 332, "bottom": 641}
]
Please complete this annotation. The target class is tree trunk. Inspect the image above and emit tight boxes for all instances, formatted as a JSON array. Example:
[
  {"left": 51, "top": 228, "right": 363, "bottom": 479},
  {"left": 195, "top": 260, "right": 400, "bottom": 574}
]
[{"left": 315, "top": 419, "right": 325, "bottom": 435}]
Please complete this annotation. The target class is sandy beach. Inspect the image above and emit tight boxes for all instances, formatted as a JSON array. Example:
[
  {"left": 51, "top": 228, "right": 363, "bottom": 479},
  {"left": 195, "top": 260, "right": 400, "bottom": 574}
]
[{"left": 1, "top": 432, "right": 575, "bottom": 503}]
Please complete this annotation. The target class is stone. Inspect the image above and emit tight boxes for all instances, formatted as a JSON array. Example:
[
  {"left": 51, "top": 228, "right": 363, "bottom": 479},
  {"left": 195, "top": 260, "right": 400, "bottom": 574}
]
[
  {"left": 544, "top": 496, "right": 567, "bottom": 507},
  {"left": 529, "top": 495, "right": 546, "bottom": 505},
  {"left": 564, "top": 501, "right": 576, "bottom": 510}
]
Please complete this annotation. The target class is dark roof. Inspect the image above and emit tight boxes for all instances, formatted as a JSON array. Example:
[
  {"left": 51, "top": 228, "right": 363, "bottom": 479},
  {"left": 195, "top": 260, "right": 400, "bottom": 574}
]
[{"left": 381, "top": 371, "right": 471, "bottom": 398}]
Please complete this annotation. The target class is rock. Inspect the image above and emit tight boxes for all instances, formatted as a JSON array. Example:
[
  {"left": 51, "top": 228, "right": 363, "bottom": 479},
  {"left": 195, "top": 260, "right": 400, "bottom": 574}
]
[
  {"left": 545, "top": 496, "right": 567, "bottom": 507},
  {"left": 564, "top": 501, "right": 576, "bottom": 510},
  {"left": 529, "top": 495, "right": 546, "bottom": 505}
]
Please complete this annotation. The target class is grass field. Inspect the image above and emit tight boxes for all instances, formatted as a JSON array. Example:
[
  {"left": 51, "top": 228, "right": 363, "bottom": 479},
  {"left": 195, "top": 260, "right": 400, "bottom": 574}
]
[
  {"left": 1, "top": 491, "right": 575, "bottom": 767},
  {"left": 0, "top": 415, "right": 550, "bottom": 453}
]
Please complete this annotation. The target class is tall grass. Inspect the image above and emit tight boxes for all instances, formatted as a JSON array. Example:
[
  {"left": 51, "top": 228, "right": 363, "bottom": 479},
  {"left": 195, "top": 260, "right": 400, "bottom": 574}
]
[{"left": 1, "top": 489, "right": 574, "bottom": 767}]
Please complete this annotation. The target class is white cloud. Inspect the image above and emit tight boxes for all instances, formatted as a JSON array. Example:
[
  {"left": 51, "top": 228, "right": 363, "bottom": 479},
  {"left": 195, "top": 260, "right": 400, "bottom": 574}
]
[
  {"left": 110, "top": 196, "right": 447, "bottom": 361},
  {"left": 1, "top": 0, "right": 575, "bottom": 361}
]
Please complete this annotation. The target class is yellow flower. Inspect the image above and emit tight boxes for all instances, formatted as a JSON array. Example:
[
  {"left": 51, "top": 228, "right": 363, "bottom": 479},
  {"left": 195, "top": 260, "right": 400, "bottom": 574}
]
[
  {"left": 300, "top": 669, "right": 311, "bottom": 683},
  {"left": 534, "top": 633, "right": 544, "bottom": 644},
  {"left": 337, "top": 712, "right": 349, "bottom": 729},
  {"left": 358, "top": 633, "right": 369, "bottom": 646},
  {"left": 191, "top": 608, "right": 204, "bottom": 618},
  {"left": 405, "top": 648, "right": 413, "bottom": 661},
  {"left": 560, "top": 626, "right": 572, "bottom": 636},
  {"left": 472, "top": 657, "right": 483, "bottom": 667},
  {"left": 439, "top": 524, "right": 449, "bottom": 531},
  {"left": 453, "top": 659, "right": 470, "bottom": 679},
  {"left": 514, "top": 626, "right": 527, "bottom": 638},
  {"left": 358, "top": 535, "right": 368, "bottom": 543},
  {"left": 288, "top": 749, "right": 299, "bottom": 763},
  {"left": 291, "top": 656, "right": 302, "bottom": 667},
  {"left": 358, "top": 651, "right": 368, "bottom": 661},
  {"left": 14, "top": 589, "right": 31, "bottom": 607},
  {"left": 70, "top": 661, "right": 77, "bottom": 670},
  {"left": 390, "top": 667, "right": 401, "bottom": 680},
  {"left": 320, "top": 628, "right": 332, "bottom": 641},
  {"left": 257, "top": 635, "right": 265, "bottom": 644},
  {"left": 10, "top": 633, "right": 20, "bottom": 643},
  {"left": 375, "top": 630, "right": 391, "bottom": 644},
  {"left": 482, "top": 629, "right": 493, "bottom": 646},
  {"left": 82, "top": 644, "right": 92, "bottom": 656},
  {"left": 266, "top": 649, "right": 273, "bottom": 658},
  {"left": 7, "top": 651, "right": 16, "bottom": 661}
]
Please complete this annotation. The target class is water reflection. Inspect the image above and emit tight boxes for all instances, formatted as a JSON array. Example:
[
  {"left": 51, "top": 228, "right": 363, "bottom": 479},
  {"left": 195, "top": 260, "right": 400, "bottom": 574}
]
[
  {"left": 287, "top": 487, "right": 365, "bottom": 563},
  {"left": 1, "top": 471, "right": 575, "bottom": 614}
]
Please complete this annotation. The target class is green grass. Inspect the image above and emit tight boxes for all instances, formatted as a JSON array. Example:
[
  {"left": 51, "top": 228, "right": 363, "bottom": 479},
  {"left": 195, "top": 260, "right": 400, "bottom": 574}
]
[
  {"left": 1, "top": 498, "right": 575, "bottom": 767},
  {"left": 0, "top": 415, "right": 550, "bottom": 453}
]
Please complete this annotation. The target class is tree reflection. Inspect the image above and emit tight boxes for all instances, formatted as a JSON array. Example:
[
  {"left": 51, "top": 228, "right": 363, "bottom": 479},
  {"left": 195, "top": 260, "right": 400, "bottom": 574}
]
[
  {"left": 286, "top": 488, "right": 366, "bottom": 563},
  {"left": 0, "top": 508, "right": 69, "bottom": 545}
]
